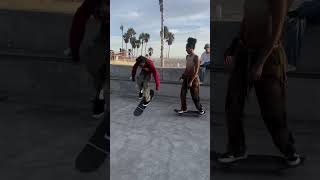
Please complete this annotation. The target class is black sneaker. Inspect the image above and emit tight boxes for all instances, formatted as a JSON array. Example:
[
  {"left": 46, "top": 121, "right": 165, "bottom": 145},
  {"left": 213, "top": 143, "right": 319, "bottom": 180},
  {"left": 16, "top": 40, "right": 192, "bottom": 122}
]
[
  {"left": 143, "top": 100, "right": 151, "bottom": 107},
  {"left": 218, "top": 151, "right": 247, "bottom": 163},
  {"left": 285, "top": 153, "right": 302, "bottom": 167},
  {"left": 138, "top": 90, "right": 143, "bottom": 99},
  {"left": 92, "top": 99, "right": 105, "bottom": 119}
]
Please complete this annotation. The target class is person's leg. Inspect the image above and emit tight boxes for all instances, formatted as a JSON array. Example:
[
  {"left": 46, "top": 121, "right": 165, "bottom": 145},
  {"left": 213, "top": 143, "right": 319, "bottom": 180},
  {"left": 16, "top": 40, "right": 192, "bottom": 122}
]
[
  {"left": 255, "top": 79, "right": 296, "bottom": 156},
  {"left": 69, "top": 2, "right": 92, "bottom": 62},
  {"left": 180, "top": 78, "right": 188, "bottom": 111},
  {"left": 190, "top": 78, "right": 203, "bottom": 111},
  {"left": 143, "top": 74, "right": 151, "bottom": 102},
  {"left": 222, "top": 53, "right": 248, "bottom": 159}
]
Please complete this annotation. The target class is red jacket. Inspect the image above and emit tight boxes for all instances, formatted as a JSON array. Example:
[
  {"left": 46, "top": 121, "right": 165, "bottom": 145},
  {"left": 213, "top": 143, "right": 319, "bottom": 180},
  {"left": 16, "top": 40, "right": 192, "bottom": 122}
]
[{"left": 132, "top": 59, "right": 160, "bottom": 90}]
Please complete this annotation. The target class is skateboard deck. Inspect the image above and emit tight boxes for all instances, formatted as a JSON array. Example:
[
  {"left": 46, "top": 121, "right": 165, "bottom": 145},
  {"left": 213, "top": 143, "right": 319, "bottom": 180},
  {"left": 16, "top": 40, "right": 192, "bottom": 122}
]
[
  {"left": 212, "top": 153, "right": 305, "bottom": 175},
  {"left": 174, "top": 109, "right": 201, "bottom": 117},
  {"left": 75, "top": 118, "right": 109, "bottom": 172},
  {"left": 133, "top": 89, "right": 154, "bottom": 116}
]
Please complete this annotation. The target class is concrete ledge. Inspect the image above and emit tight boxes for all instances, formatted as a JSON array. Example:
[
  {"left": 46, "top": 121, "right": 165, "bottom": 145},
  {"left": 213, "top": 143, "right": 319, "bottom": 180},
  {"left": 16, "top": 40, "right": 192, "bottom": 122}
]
[
  {"left": 0, "top": 9, "right": 98, "bottom": 56},
  {"left": 212, "top": 71, "right": 320, "bottom": 121},
  {"left": 212, "top": 21, "right": 320, "bottom": 73},
  {"left": 110, "top": 64, "right": 211, "bottom": 84},
  {"left": 0, "top": 56, "right": 94, "bottom": 99},
  {"left": 111, "top": 77, "right": 210, "bottom": 101}
]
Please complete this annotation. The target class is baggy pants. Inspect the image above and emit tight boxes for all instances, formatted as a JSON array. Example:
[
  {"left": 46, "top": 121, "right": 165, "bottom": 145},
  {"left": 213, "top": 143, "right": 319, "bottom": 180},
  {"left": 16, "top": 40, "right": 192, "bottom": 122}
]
[
  {"left": 136, "top": 72, "right": 151, "bottom": 102},
  {"left": 180, "top": 76, "right": 203, "bottom": 111},
  {"left": 225, "top": 44, "right": 296, "bottom": 156}
]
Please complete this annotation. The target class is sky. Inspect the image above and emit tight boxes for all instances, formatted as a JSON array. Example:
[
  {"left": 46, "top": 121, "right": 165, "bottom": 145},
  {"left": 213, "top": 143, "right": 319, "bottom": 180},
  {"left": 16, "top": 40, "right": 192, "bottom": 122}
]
[{"left": 110, "top": 0, "right": 210, "bottom": 58}]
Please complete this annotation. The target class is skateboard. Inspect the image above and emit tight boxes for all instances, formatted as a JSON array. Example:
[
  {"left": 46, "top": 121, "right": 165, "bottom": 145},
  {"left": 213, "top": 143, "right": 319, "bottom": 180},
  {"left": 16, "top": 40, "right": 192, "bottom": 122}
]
[
  {"left": 75, "top": 118, "right": 109, "bottom": 172},
  {"left": 212, "top": 153, "right": 305, "bottom": 175},
  {"left": 133, "top": 89, "right": 155, "bottom": 116},
  {"left": 174, "top": 109, "right": 202, "bottom": 117}
]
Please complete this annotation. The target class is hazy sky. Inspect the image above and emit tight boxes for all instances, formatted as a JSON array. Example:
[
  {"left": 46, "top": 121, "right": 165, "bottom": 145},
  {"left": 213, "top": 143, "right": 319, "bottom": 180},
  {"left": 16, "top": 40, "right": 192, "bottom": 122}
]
[{"left": 110, "top": 0, "right": 210, "bottom": 58}]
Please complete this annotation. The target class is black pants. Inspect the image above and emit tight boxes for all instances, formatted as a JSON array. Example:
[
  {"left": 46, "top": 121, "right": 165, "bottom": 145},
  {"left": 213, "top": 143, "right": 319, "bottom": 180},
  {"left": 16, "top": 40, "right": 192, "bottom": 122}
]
[{"left": 225, "top": 45, "right": 296, "bottom": 156}]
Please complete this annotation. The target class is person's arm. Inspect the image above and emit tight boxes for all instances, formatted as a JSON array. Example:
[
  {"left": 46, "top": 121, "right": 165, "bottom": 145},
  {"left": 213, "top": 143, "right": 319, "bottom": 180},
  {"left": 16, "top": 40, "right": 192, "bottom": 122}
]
[
  {"left": 181, "top": 55, "right": 188, "bottom": 80},
  {"left": 190, "top": 55, "right": 200, "bottom": 84},
  {"left": 149, "top": 61, "right": 160, "bottom": 90},
  {"left": 131, "top": 62, "right": 139, "bottom": 81},
  {"left": 256, "top": 0, "right": 288, "bottom": 66}
]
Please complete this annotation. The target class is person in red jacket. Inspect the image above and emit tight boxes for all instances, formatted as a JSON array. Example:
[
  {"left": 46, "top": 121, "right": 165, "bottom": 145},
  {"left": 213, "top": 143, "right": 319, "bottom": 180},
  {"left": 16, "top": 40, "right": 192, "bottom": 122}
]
[
  {"left": 132, "top": 56, "right": 160, "bottom": 106},
  {"left": 68, "top": 0, "right": 103, "bottom": 62}
]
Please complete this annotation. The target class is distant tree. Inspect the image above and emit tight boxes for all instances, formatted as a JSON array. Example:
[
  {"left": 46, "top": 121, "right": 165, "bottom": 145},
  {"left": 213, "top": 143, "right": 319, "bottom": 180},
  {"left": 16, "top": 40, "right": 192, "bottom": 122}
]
[
  {"left": 123, "top": 32, "right": 130, "bottom": 51},
  {"left": 148, "top": 47, "right": 154, "bottom": 57},
  {"left": 120, "top": 25, "right": 124, "bottom": 50},
  {"left": 130, "top": 37, "right": 137, "bottom": 57},
  {"left": 166, "top": 32, "right": 175, "bottom": 59},
  {"left": 144, "top": 33, "right": 150, "bottom": 55}
]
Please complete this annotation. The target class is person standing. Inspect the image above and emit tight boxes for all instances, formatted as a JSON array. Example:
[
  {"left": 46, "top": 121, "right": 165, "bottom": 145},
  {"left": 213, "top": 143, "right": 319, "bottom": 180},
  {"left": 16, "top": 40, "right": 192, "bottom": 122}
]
[
  {"left": 177, "top": 38, "right": 205, "bottom": 115},
  {"left": 199, "top": 43, "right": 211, "bottom": 84},
  {"left": 219, "top": 0, "right": 302, "bottom": 166}
]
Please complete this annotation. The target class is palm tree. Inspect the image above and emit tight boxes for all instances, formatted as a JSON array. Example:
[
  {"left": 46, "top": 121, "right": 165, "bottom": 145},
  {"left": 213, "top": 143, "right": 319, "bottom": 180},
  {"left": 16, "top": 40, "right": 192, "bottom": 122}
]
[
  {"left": 135, "top": 39, "right": 141, "bottom": 57},
  {"left": 144, "top": 33, "right": 150, "bottom": 55},
  {"left": 159, "top": 0, "right": 164, "bottom": 67},
  {"left": 138, "top": 33, "right": 145, "bottom": 56},
  {"left": 127, "top": 28, "right": 136, "bottom": 56},
  {"left": 128, "top": 49, "right": 132, "bottom": 58},
  {"left": 120, "top": 25, "right": 124, "bottom": 50},
  {"left": 130, "top": 37, "right": 137, "bottom": 57},
  {"left": 148, "top": 47, "right": 154, "bottom": 57},
  {"left": 166, "top": 32, "right": 174, "bottom": 59},
  {"left": 123, "top": 32, "right": 130, "bottom": 51}
]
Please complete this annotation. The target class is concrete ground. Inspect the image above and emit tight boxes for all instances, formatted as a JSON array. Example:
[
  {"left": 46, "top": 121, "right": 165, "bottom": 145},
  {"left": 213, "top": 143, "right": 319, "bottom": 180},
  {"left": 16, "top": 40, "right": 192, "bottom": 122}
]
[
  {"left": 0, "top": 85, "right": 108, "bottom": 180},
  {"left": 110, "top": 93, "right": 210, "bottom": 180},
  {"left": 211, "top": 109, "right": 320, "bottom": 180},
  {"left": 211, "top": 68, "right": 320, "bottom": 180}
]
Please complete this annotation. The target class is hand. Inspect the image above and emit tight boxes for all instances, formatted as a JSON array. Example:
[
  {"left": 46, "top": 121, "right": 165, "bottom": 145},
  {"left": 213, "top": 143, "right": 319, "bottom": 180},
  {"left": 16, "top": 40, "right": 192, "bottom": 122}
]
[
  {"left": 143, "top": 68, "right": 150, "bottom": 72},
  {"left": 179, "top": 78, "right": 184, "bottom": 83},
  {"left": 250, "top": 63, "right": 264, "bottom": 81},
  {"left": 224, "top": 56, "right": 233, "bottom": 65},
  {"left": 188, "top": 82, "right": 193, "bottom": 88}
]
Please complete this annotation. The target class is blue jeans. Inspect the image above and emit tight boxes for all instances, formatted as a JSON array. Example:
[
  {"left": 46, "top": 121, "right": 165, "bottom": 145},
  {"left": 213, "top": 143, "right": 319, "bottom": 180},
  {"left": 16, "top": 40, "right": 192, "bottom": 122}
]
[
  {"left": 200, "top": 62, "right": 210, "bottom": 82},
  {"left": 283, "top": 17, "right": 306, "bottom": 67}
]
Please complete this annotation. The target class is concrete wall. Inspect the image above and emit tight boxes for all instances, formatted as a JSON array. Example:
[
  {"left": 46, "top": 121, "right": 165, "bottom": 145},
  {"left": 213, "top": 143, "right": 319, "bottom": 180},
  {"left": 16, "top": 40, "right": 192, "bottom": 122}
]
[
  {"left": 211, "top": 71, "right": 320, "bottom": 121},
  {"left": 110, "top": 64, "right": 210, "bottom": 100},
  {"left": 212, "top": 21, "right": 320, "bottom": 72},
  {"left": 0, "top": 9, "right": 98, "bottom": 56}
]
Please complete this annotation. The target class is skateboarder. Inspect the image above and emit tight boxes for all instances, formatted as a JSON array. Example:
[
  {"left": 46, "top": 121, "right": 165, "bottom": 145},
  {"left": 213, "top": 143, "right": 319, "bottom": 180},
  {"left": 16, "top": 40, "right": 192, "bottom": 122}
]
[
  {"left": 219, "top": 0, "right": 302, "bottom": 167},
  {"left": 176, "top": 37, "right": 205, "bottom": 115},
  {"left": 68, "top": 0, "right": 108, "bottom": 118},
  {"left": 131, "top": 56, "right": 160, "bottom": 106}
]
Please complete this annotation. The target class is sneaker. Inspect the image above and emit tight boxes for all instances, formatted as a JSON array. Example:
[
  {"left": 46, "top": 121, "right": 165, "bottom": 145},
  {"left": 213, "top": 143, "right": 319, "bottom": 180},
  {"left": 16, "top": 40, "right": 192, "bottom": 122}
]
[
  {"left": 287, "top": 64, "right": 297, "bottom": 72},
  {"left": 177, "top": 109, "right": 187, "bottom": 114},
  {"left": 199, "top": 109, "right": 205, "bottom": 115},
  {"left": 64, "top": 48, "right": 71, "bottom": 56},
  {"left": 92, "top": 99, "right": 105, "bottom": 119},
  {"left": 138, "top": 90, "right": 143, "bottom": 99},
  {"left": 143, "top": 100, "right": 151, "bottom": 107},
  {"left": 218, "top": 151, "right": 248, "bottom": 163},
  {"left": 285, "top": 153, "right": 302, "bottom": 167}
]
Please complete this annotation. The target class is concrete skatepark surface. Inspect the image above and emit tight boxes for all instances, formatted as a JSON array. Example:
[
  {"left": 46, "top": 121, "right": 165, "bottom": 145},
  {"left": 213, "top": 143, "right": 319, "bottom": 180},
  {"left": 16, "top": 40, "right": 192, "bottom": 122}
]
[
  {"left": 110, "top": 93, "right": 210, "bottom": 180},
  {"left": 212, "top": 112, "right": 320, "bottom": 180}
]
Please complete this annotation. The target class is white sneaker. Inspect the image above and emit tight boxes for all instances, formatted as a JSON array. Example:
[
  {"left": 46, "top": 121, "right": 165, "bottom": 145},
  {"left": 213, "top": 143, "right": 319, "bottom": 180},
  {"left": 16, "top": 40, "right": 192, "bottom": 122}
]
[{"left": 218, "top": 152, "right": 248, "bottom": 163}]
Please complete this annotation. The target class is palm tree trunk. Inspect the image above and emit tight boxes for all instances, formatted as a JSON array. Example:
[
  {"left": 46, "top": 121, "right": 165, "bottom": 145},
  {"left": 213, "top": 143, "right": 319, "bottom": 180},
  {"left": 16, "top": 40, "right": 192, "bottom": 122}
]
[
  {"left": 168, "top": 45, "right": 171, "bottom": 59},
  {"left": 145, "top": 43, "right": 147, "bottom": 55},
  {"left": 160, "top": 0, "right": 164, "bottom": 67},
  {"left": 141, "top": 43, "right": 143, "bottom": 56}
]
